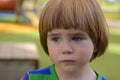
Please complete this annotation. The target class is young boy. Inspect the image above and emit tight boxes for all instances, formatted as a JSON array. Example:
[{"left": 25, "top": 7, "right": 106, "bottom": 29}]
[{"left": 21, "top": 0, "right": 108, "bottom": 80}]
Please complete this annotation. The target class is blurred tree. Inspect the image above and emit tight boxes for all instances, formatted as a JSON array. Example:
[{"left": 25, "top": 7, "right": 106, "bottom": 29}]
[{"left": 106, "top": 0, "right": 120, "bottom": 3}]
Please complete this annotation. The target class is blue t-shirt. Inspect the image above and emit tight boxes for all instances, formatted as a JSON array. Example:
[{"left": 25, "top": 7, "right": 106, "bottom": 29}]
[{"left": 21, "top": 64, "right": 107, "bottom": 80}]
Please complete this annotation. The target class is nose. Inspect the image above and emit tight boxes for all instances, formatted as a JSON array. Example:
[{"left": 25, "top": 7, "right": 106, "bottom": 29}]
[{"left": 61, "top": 41, "right": 73, "bottom": 54}]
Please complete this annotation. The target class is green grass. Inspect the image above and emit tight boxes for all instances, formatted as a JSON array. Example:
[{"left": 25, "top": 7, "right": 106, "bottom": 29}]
[
  {"left": 0, "top": 28, "right": 120, "bottom": 80},
  {"left": 98, "top": 0, "right": 120, "bottom": 20},
  {"left": 38, "top": 0, "right": 48, "bottom": 4},
  {"left": 98, "top": 0, "right": 120, "bottom": 13}
]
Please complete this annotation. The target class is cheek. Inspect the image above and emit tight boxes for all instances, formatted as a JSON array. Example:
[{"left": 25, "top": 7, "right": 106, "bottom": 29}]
[
  {"left": 83, "top": 45, "right": 94, "bottom": 60},
  {"left": 47, "top": 42, "right": 59, "bottom": 58},
  {"left": 47, "top": 44, "right": 54, "bottom": 55},
  {"left": 75, "top": 48, "right": 93, "bottom": 64},
  {"left": 76, "top": 47, "right": 93, "bottom": 57},
  {"left": 47, "top": 45, "right": 56, "bottom": 61},
  {"left": 75, "top": 43, "right": 94, "bottom": 61},
  {"left": 47, "top": 44, "right": 60, "bottom": 64}
]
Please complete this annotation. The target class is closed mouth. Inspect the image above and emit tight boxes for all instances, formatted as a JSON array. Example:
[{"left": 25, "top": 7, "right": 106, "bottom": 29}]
[{"left": 61, "top": 60, "right": 76, "bottom": 62}]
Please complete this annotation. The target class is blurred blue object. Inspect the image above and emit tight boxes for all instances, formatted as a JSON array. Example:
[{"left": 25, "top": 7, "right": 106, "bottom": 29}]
[{"left": 0, "top": 11, "right": 15, "bottom": 18}]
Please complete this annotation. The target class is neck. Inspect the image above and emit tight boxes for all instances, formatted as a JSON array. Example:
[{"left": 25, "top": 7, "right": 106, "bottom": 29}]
[{"left": 55, "top": 64, "right": 97, "bottom": 80}]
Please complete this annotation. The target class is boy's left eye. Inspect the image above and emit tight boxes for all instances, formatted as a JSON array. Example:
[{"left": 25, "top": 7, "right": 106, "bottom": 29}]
[{"left": 72, "top": 37, "right": 82, "bottom": 41}]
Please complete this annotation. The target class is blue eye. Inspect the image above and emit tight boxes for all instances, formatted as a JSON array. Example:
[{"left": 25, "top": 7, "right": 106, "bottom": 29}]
[
  {"left": 72, "top": 37, "right": 82, "bottom": 41},
  {"left": 52, "top": 37, "right": 61, "bottom": 42}
]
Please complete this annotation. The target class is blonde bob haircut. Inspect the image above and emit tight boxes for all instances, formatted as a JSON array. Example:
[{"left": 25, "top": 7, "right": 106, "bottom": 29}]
[{"left": 39, "top": 0, "right": 108, "bottom": 61}]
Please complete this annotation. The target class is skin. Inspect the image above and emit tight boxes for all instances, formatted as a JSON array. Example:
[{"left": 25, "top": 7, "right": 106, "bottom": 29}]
[{"left": 47, "top": 28, "right": 96, "bottom": 80}]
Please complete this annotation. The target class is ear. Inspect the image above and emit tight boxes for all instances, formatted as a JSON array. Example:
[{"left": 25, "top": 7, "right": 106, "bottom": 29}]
[{"left": 93, "top": 47, "right": 98, "bottom": 53}]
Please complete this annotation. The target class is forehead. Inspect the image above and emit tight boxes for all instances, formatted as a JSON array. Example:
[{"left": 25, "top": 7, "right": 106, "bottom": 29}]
[{"left": 47, "top": 29, "right": 87, "bottom": 36}]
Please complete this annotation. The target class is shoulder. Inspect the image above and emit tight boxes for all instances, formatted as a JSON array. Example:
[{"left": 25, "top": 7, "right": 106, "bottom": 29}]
[
  {"left": 94, "top": 70, "right": 107, "bottom": 80},
  {"left": 21, "top": 66, "right": 51, "bottom": 80},
  {"left": 102, "top": 76, "right": 107, "bottom": 80},
  {"left": 28, "top": 66, "right": 51, "bottom": 75}
]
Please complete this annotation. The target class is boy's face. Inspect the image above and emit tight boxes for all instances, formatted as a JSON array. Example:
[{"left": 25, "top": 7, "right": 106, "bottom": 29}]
[{"left": 47, "top": 29, "right": 94, "bottom": 71}]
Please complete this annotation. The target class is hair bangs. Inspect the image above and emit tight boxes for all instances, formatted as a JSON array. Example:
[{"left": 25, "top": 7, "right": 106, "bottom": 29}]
[{"left": 41, "top": 0, "right": 89, "bottom": 33}]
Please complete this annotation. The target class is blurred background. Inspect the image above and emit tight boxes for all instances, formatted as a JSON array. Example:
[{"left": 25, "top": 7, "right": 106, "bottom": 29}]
[{"left": 0, "top": 0, "right": 120, "bottom": 80}]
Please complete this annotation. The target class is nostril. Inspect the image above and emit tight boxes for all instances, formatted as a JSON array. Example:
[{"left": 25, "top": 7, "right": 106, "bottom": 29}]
[{"left": 63, "top": 51, "right": 72, "bottom": 54}]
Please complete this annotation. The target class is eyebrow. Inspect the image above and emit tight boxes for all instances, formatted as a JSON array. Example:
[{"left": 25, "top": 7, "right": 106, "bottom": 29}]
[
  {"left": 48, "top": 31, "right": 87, "bottom": 37},
  {"left": 48, "top": 32, "right": 62, "bottom": 37},
  {"left": 69, "top": 31, "right": 87, "bottom": 36}
]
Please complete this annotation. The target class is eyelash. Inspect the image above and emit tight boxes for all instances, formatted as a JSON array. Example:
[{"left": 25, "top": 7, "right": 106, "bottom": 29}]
[
  {"left": 51, "top": 37, "right": 61, "bottom": 42},
  {"left": 51, "top": 36, "right": 83, "bottom": 42},
  {"left": 72, "top": 36, "right": 83, "bottom": 41}
]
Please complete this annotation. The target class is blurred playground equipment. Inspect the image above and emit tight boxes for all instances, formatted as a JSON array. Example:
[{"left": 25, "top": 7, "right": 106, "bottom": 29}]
[
  {"left": 0, "top": 0, "right": 39, "bottom": 25},
  {"left": 0, "top": 1, "right": 40, "bottom": 80},
  {"left": 0, "top": 0, "right": 16, "bottom": 11},
  {"left": 0, "top": 42, "right": 39, "bottom": 80},
  {"left": 99, "top": 0, "right": 120, "bottom": 20},
  {"left": 0, "top": 0, "right": 23, "bottom": 22}
]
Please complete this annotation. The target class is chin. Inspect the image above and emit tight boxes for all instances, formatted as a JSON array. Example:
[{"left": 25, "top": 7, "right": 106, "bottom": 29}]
[{"left": 61, "top": 64, "right": 79, "bottom": 72}]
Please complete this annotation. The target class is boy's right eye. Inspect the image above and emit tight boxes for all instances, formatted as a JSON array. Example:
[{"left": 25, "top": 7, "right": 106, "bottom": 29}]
[{"left": 51, "top": 37, "right": 61, "bottom": 42}]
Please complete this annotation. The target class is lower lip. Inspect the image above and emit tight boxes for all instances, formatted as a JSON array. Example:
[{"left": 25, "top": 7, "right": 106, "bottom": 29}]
[{"left": 61, "top": 61, "right": 76, "bottom": 65}]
